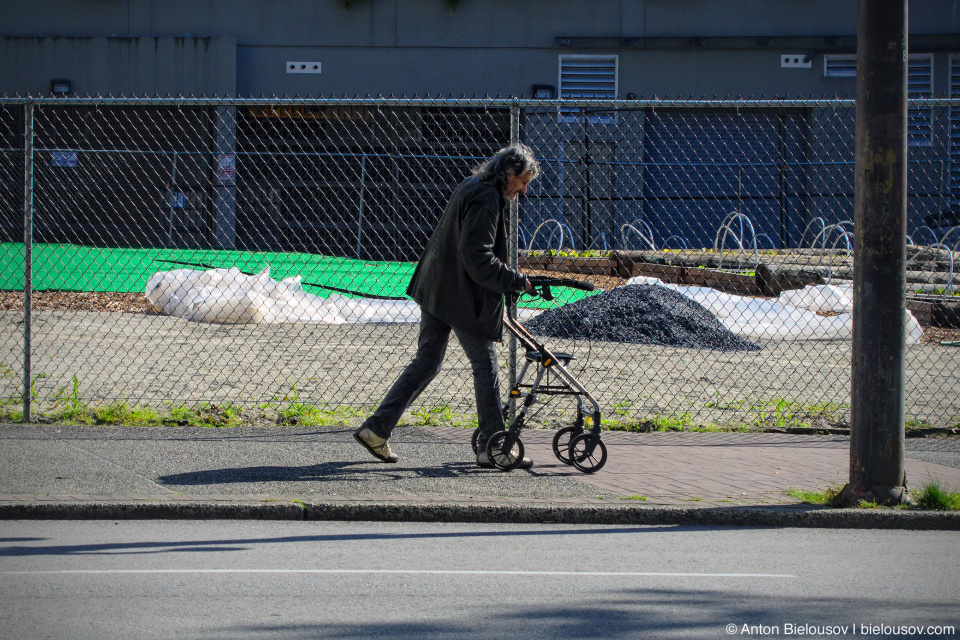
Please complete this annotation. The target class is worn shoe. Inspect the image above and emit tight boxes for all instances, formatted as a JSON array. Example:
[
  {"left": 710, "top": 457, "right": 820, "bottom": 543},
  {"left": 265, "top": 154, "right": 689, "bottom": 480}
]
[
  {"left": 477, "top": 451, "right": 533, "bottom": 470},
  {"left": 354, "top": 426, "right": 399, "bottom": 463}
]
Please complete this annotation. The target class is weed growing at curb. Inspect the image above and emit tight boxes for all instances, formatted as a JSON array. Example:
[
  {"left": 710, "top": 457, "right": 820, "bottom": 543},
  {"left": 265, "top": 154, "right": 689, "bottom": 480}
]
[
  {"left": 786, "top": 485, "right": 844, "bottom": 506},
  {"left": 788, "top": 481, "right": 960, "bottom": 511},
  {"left": 914, "top": 481, "right": 960, "bottom": 510}
]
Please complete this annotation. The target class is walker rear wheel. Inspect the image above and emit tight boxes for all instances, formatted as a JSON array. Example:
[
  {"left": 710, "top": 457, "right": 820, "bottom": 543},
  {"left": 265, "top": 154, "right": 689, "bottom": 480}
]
[
  {"left": 470, "top": 428, "right": 481, "bottom": 454},
  {"left": 552, "top": 426, "right": 580, "bottom": 465},
  {"left": 569, "top": 433, "right": 607, "bottom": 474},
  {"left": 486, "top": 431, "right": 525, "bottom": 471}
]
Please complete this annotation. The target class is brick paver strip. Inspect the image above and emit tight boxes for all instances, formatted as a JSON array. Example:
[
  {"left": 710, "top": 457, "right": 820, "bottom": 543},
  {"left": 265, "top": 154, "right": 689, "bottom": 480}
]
[{"left": 425, "top": 427, "right": 960, "bottom": 502}]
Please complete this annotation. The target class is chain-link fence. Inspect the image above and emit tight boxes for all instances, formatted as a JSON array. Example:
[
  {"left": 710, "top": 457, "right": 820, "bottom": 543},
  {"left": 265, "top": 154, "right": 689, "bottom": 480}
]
[{"left": 1, "top": 96, "right": 958, "bottom": 431}]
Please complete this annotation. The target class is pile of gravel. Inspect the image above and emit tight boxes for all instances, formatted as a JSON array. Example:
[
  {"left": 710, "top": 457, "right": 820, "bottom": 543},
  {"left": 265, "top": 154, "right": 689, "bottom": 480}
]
[{"left": 524, "top": 284, "right": 762, "bottom": 351}]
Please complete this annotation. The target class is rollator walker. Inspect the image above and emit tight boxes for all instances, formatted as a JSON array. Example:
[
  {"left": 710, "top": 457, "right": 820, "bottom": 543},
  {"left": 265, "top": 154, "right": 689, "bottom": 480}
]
[{"left": 471, "top": 276, "right": 608, "bottom": 473}]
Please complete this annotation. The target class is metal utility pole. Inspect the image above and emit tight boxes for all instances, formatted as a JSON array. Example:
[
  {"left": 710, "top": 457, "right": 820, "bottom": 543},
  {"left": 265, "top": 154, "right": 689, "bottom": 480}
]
[{"left": 842, "top": 0, "right": 910, "bottom": 506}]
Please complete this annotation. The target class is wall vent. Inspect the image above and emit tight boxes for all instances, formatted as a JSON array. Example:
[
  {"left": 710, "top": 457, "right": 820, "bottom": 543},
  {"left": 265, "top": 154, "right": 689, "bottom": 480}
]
[
  {"left": 823, "top": 54, "right": 857, "bottom": 77},
  {"left": 559, "top": 55, "right": 618, "bottom": 99}
]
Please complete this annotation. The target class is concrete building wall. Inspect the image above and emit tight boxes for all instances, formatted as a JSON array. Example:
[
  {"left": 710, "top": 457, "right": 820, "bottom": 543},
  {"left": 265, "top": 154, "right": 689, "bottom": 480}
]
[
  {"left": 3, "top": 0, "right": 958, "bottom": 98},
  {"left": 0, "top": 36, "right": 237, "bottom": 97}
]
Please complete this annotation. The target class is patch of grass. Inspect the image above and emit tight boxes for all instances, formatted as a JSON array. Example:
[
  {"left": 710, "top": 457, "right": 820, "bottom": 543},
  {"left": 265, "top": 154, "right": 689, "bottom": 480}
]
[
  {"left": 0, "top": 404, "right": 23, "bottom": 421},
  {"left": 603, "top": 411, "right": 694, "bottom": 433},
  {"left": 619, "top": 495, "right": 647, "bottom": 501},
  {"left": 29, "top": 373, "right": 49, "bottom": 402},
  {"left": 278, "top": 401, "right": 323, "bottom": 426},
  {"left": 195, "top": 403, "right": 243, "bottom": 428},
  {"left": 412, "top": 404, "right": 455, "bottom": 426},
  {"left": 786, "top": 484, "right": 844, "bottom": 506},
  {"left": 277, "top": 401, "right": 366, "bottom": 427},
  {"left": 707, "top": 395, "right": 849, "bottom": 431},
  {"left": 913, "top": 481, "right": 960, "bottom": 511},
  {"left": 789, "top": 482, "right": 960, "bottom": 511},
  {"left": 7, "top": 379, "right": 370, "bottom": 429},
  {"left": 262, "top": 383, "right": 365, "bottom": 427},
  {"left": 612, "top": 400, "right": 633, "bottom": 418},
  {"left": 166, "top": 404, "right": 201, "bottom": 427},
  {"left": 94, "top": 402, "right": 160, "bottom": 425},
  {"left": 407, "top": 404, "right": 481, "bottom": 429}
]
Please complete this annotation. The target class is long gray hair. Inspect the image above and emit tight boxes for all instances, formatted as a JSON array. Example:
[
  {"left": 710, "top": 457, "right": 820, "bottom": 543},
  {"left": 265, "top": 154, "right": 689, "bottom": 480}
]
[{"left": 474, "top": 143, "right": 541, "bottom": 192}]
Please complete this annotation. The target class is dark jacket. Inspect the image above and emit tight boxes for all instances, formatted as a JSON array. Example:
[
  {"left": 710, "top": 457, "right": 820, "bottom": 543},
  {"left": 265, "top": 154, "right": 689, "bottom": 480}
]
[{"left": 406, "top": 174, "right": 527, "bottom": 340}]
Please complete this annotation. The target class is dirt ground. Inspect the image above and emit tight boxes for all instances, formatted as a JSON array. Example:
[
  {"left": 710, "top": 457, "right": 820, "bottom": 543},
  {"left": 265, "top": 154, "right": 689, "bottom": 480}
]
[{"left": 1, "top": 292, "right": 958, "bottom": 429}]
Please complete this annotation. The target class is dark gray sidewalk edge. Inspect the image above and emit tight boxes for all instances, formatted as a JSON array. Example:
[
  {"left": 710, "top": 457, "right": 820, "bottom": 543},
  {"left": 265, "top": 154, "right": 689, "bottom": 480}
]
[{"left": 2, "top": 499, "right": 959, "bottom": 530}]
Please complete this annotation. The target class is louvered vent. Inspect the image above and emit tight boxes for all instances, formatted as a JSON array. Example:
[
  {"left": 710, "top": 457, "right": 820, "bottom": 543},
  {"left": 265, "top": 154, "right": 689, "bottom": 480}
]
[
  {"left": 823, "top": 54, "right": 857, "bottom": 77},
  {"left": 908, "top": 54, "right": 933, "bottom": 145},
  {"left": 824, "top": 53, "right": 933, "bottom": 145},
  {"left": 559, "top": 55, "right": 618, "bottom": 99},
  {"left": 950, "top": 54, "right": 960, "bottom": 207},
  {"left": 558, "top": 55, "right": 618, "bottom": 123}
]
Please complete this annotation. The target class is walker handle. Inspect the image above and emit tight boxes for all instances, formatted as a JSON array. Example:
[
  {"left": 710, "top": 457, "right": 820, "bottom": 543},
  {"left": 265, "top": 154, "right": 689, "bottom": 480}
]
[{"left": 524, "top": 276, "right": 595, "bottom": 302}]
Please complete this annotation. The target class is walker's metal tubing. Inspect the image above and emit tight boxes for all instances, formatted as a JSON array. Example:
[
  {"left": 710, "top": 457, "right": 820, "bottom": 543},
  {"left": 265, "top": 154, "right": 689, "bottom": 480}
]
[
  {"left": 507, "top": 365, "right": 546, "bottom": 432},
  {"left": 509, "top": 359, "right": 534, "bottom": 398},
  {"left": 503, "top": 314, "right": 603, "bottom": 420}
]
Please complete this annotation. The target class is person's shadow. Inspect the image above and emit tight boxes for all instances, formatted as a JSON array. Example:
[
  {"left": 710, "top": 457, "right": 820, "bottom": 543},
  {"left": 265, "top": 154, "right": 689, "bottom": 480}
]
[{"left": 157, "top": 460, "right": 484, "bottom": 487}]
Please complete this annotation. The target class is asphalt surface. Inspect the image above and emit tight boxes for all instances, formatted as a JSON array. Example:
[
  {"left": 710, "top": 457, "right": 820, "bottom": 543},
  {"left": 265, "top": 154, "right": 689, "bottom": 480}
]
[
  {"left": 4, "top": 520, "right": 958, "bottom": 639},
  {"left": 1, "top": 423, "right": 959, "bottom": 528}
]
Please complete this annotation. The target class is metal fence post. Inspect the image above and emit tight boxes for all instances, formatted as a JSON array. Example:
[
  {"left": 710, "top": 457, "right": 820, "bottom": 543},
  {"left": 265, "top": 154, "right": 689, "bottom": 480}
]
[
  {"left": 214, "top": 104, "right": 237, "bottom": 249},
  {"left": 22, "top": 100, "right": 34, "bottom": 423},
  {"left": 507, "top": 101, "right": 520, "bottom": 418}
]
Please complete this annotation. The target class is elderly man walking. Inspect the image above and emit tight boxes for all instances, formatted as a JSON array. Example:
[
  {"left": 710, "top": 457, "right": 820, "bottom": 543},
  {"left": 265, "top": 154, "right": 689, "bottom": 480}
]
[{"left": 354, "top": 143, "right": 539, "bottom": 469}]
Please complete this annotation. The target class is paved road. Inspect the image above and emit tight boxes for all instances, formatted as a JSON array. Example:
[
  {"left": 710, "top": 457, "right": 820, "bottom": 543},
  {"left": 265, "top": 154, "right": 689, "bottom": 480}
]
[{"left": 2, "top": 520, "right": 958, "bottom": 639}]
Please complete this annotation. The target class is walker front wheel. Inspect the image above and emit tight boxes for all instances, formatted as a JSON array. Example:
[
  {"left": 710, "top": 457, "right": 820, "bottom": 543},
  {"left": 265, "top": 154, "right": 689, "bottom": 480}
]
[
  {"left": 486, "top": 431, "right": 525, "bottom": 471},
  {"left": 569, "top": 433, "right": 607, "bottom": 474},
  {"left": 471, "top": 428, "right": 481, "bottom": 454}
]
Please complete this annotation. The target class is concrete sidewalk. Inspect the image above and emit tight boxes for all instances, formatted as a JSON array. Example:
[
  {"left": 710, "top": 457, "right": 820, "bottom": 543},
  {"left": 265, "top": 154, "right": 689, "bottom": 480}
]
[{"left": 1, "top": 424, "right": 959, "bottom": 528}]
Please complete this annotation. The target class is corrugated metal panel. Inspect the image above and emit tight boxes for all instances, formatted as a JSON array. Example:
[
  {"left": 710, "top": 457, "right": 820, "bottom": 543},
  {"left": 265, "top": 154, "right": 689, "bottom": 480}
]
[{"left": 642, "top": 110, "right": 783, "bottom": 249}]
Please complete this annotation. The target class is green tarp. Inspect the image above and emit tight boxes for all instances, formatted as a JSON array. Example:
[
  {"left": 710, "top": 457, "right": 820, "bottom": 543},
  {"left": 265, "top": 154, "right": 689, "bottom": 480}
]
[{"left": 0, "top": 244, "right": 594, "bottom": 308}]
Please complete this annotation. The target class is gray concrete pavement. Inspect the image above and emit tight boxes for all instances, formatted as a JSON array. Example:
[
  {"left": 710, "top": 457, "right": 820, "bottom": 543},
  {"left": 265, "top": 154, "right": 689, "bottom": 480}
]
[{"left": 1, "top": 424, "right": 960, "bottom": 527}]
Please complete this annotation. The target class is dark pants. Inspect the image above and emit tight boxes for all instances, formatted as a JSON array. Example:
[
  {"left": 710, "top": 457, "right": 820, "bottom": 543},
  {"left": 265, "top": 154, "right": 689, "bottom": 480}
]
[{"left": 363, "top": 309, "right": 504, "bottom": 451}]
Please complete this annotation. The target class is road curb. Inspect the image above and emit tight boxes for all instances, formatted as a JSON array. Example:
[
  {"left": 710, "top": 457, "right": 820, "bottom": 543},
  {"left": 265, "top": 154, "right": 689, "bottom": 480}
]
[{"left": 2, "top": 499, "right": 959, "bottom": 530}]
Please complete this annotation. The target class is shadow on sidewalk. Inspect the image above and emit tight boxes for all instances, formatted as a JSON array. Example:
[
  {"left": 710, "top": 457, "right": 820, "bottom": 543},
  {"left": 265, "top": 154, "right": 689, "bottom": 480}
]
[{"left": 156, "top": 460, "right": 502, "bottom": 486}]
